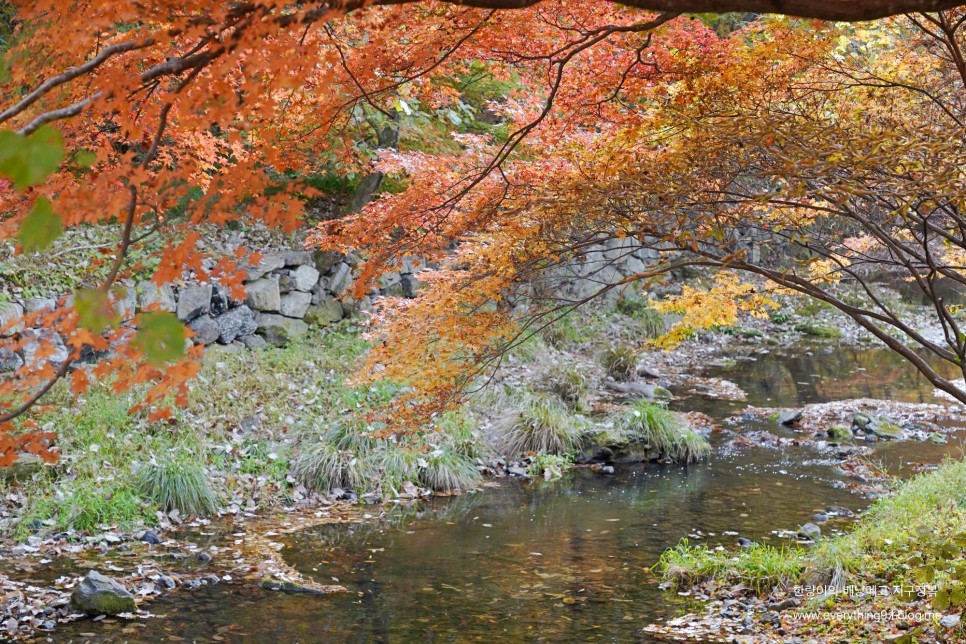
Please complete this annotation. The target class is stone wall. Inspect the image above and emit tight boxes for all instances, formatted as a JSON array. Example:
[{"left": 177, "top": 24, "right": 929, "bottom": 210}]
[
  {"left": 1, "top": 235, "right": 659, "bottom": 372},
  {"left": 0, "top": 249, "right": 425, "bottom": 371}
]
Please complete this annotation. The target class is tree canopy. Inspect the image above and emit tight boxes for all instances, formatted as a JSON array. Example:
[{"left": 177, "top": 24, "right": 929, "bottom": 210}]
[{"left": 1, "top": 1, "right": 965, "bottom": 460}]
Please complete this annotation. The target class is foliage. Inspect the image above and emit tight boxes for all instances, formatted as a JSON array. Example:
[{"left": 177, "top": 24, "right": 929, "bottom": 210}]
[
  {"left": 490, "top": 390, "right": 585, "bottom": 457},
  {"left": 526, "top": 453, "right": 574, "bottom": 480},
  {"left": 614, "top": 400, "right": 710, "bottom": 463},
  {"left": 615, "top": 294, "right": 666, "bottom": 338},
  {"left": 2, "top": 2, "right": 966, "bottom": 453}
]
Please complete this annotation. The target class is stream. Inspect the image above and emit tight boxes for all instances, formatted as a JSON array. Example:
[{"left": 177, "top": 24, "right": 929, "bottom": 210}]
[{"left": 48, "top": 343, "right": 966, "bottom": 642}]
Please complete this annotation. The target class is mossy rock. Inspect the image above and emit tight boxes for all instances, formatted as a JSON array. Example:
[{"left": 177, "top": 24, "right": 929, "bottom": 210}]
[
  {"left": 827, "top": 425, "right": 853, "bottom": 442},
  {"left": 260, "top": 577, "right": 326, "bottom": 594},
  {"left": 793, "top": 323, "right": 842, "bottom": 339},
  {"left": 71, "top": 571, "right": 137, "bottom": 615}
]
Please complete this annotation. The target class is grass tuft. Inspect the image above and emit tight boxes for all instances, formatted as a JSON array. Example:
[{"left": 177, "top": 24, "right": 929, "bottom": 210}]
[
  {"left": 136, "top": 454, "right": 219, "bottom": 517},
  {"left": 614, "top": 400, "right": 710, "bottom": 463},
  {"left": 601, "top": 345, "right": 637, "bottom": 381},
  {"left": 491, "top": 390, "right": 585, "bottom": 456}
]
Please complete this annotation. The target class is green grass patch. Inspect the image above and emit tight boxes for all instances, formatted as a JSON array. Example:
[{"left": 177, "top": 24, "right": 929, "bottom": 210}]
[
  {"left": 657, "top": 540, "right": 806, "bottom": 594},
  {"left": 614, "top": 400, "right": 710, "bottom": 464},
  {"left": 490, "top": 390, "right": 586, "bottom": 457},
  {"left": 601, "top": 345, "right": 637, "bottom": 381}
]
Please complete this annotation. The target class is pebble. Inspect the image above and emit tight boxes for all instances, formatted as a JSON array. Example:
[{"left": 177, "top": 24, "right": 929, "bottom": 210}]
[{"left": 197, "top": 552, "right": 213, "bottom": 563}]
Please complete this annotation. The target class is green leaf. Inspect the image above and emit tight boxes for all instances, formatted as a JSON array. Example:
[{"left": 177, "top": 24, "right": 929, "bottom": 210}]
[
  {"left": 135, "top": 312, "right": 186, "bottom": 365},
  {"left": 0, "top": 126, "right": 64, "bottom": 190},
  {"left": 75, "top": 288, "right": 120, "bottom": 332},
  {"left": 17, "top": 197, "right": 62, "bottom": 252},
  {"left": 73, "top": 150, "right": 97, "bottom": 168}
]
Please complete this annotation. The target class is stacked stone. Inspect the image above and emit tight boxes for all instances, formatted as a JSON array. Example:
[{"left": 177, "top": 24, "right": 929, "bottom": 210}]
[{"left": 0, "top": 247, "right": 427, "bottom": 371}]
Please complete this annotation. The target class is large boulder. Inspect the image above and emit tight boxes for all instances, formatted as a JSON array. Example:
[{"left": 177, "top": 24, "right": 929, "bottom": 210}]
[
  {"left": 138, "top": 282, "right": 177, "bottom": 312},
  {"left": 188, "top": 316, "right": 220, "bottom": 345},
  {"left": 280, "top": 291, "right": 312, "bottom": 318},
  {"left": 245, "top": 277, "right": 281, "bottom": 312},
  {"left": 255, "top": 313, "right": 308, "bottom": 346},
  {"left": 71, "top": 571, "right": 137, "bottom": 615},
  {"left": 23, "top": 297, "right": 56, "bottom": 313},
  {"left": 291, "top": 265, "right": 321, "bottom": 292},
  {"left": 329, "top": 262, "right": 352, "bottom": 294},
  {"left": 282, "top": 250, "right": 314, "bottom": 267},
  {"left": 21, "top": 329, "right": 69, "bottom": 366},
  {"left": 176, "top": 285, "right": 213, "bottom": 322},
  {"left": 215, "top": 306, "right": 258, "bottom": 344},
  {"left": 305, "top": 300, "right": 344, "bottom": 326},
  {"left": 111, "top": 285, "right": 137, "bottom": 321},
  {"left": 246, "top": 253, "right": 285, "bottom": 280}
]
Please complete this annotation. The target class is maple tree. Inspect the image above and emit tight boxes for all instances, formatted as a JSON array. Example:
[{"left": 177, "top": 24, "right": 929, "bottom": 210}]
[{"left": 0, "top": 1, "right": 964, "bottom": 462}]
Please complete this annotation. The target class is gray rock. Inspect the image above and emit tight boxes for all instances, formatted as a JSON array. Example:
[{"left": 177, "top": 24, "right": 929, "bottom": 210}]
[
  {"left": 329, "top": 262, "right": 352, "bottom": 294},
  {"left": 852, "top": 413, "right": 906, "bottom": 440},
  {"left": 111, "top": 285, "right": 137, "bottom": 320},
  {"left": 928, "top": 432, "right": 948, "bottom": 445},
  {"left": 23, "top": 297, "right": 56, "bottom": 313},
  {"left": 282, "top": 250, "right": 314, "bottom": 267},
  {"left": 811, "top": 513, "right": 829, "bottom": 523},
  {"left": 239, "top": 334, "right": 268, "bottom": 349},
  {"left": 70, "top": 570, "right": 137, "bottom": 615},
  {"left": 291, "top": 265, "right": 320, "bottom": 291},
  {"left": 277, "top": 273, "right": 296, "bottom": 294},
  {"left": 737, "top": 537, "right": 755, "bottom": 548},
  {"left": 0, "top": 454, "right": 43, "bottom": 481},
  {"left": 138, "top": 282, "right": 177, "bottom": 312},
  {"left": 401, "top": 274, "right": 420, "bottom": 298},
  {"left": 401, "top": 256, "right": 423, "bottom": 274},
  {"left": 215, "top": 306, "right": 257, "bottom": 344},
  {"left": 246, "top": 253, "right": 285, "bottom": 280},
  {"left": 939, "top": 613, "right": 961, "bottom": 629},
  {"left": 176, "top": 285, "right": 213, "bottom": 322},
  {"left": 255, "top": 313, "right": 308, "bottom": 346},
  {"left": 157, "top": 575, "right": 176, "bottom": 590},
  {"left": 0, "top": 347, "right": 23, "bottom": 372},
  {"left": 305, "top": 300, "right": 344, "bottom": 326},
  {"left": 313, "top": 250, "right": 345, "bottom": 274},
  {"left": 189, "top": 316, "right": 220, "bottom": 346},
  {"left": 798, "top": 523, "right": 822, "bottom": 541},
  {"left": 379, "top": 271, "right": 401, "bottom": 289},
  {"left": 140, "top": 530, "right": 161, "bottom": 545},
  {"left": 260, "top": 577, "right": 326, "bottom": 594},
  {"left": 778, "top": 409, "right": 803, "bottom": 427},
  {"left": 210, "top": 286, "right": 229, "bottom": 316},
  {"left": 280, "top": 291, "right": 312, "bottom": 318},
  {"left": 245, "top": 277, "right": 281, "bottom": 312},
  {"left": 827, "top": 425, "right": 853, "bottom": 442},
  {"left": 0, "top": 302, "right": 24, "bottom": 336},
  {"left": 602, "top": 380, "right": 672, "bottom": 400},
  {"left": 21, "top": 329, "right": 69, "bottom": 366}
]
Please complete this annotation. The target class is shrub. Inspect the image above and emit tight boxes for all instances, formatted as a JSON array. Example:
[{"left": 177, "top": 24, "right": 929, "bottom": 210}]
[
  {"left": 602, "top": 345, "right": 637, "bottom": 381},
  {"left": 136, "top": 454, "right": 219, "bottom": 516},
  {"left": 614, "top": 400, "right": 710, "bottom": 463},
  {"left": 491, "top": 391, "right": 585, "bottom": 456}
]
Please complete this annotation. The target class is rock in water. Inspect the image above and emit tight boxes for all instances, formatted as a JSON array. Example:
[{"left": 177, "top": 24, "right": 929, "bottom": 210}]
[
  {"left": 777, "top": 409, "right": 803, "bottom": 427},
  {"left": 71, "top": 571, "right": 137, "bottom": 615},
  {"left": 798, "top": 523, "right": 822, "bottom": 541}
]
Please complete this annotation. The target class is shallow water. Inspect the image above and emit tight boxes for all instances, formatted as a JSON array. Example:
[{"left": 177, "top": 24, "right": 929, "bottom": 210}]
[{"left": 49, "top": 344, "right": 966, "bottom": 642}]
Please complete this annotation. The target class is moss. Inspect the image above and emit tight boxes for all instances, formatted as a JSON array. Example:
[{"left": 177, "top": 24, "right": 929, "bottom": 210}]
[{"left": 794, "top": 323, "right": 843, "bottom": 339}]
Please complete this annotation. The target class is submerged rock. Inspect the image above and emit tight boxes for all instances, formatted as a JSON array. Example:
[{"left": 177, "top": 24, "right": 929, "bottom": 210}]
[
  {"left": 260, "top": 578, "right": 326, "bottom": 595},
  {"left": 70, "top": 571, "right": 136, "bottom": 615}
]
